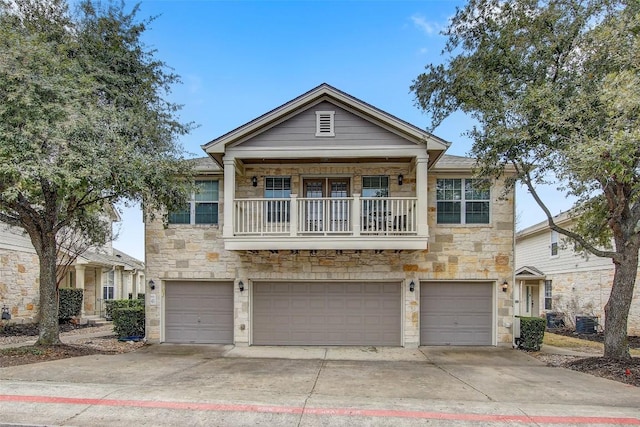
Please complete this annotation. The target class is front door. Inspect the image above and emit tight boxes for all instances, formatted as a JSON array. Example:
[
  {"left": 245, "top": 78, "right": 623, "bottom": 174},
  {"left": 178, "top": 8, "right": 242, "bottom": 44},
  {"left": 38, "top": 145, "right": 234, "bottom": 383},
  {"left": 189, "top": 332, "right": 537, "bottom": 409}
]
[
  {"left": 303, "top": 178, "right": 349, "bottom": 232},
  {"left": 524, "top": 284, "right": 540, "bottom": 317}
]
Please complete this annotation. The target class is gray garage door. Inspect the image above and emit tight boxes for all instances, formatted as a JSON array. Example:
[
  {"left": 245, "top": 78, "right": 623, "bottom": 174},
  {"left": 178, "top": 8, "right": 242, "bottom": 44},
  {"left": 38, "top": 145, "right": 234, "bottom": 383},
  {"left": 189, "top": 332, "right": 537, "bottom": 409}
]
[
  {"left": 165, "top": 281, "right": 233, "bottom": 344},
  {"left": 420, "top": 282, "right": 493, "bottom": 346},
  {"left": 253, "top": 281, "right": 401, "bottom": 346}
]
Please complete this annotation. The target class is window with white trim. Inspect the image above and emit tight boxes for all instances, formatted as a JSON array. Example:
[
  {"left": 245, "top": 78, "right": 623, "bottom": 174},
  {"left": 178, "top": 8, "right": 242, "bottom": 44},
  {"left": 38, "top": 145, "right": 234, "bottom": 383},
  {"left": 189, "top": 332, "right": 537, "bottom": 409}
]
[
  {"left": 544, "top": 280, "right": 553, "bottom": 310},
  {"left": 168, "top": 180, "right": 219, "bottom": 225},
  {"left": 315, "top": 111, "right": 335, "bottom": 137},
  {"left": 265, "top": 177, "right": 291, "bottom": 222},
  {"left": 103, "top": 270, "right": 115, "bottom": 300},
  {"left": 550, "top": 230, "right": 558, "bottom": 256},
  {"left": 436, "top": 178, "right": 490, "bottom": 224}
]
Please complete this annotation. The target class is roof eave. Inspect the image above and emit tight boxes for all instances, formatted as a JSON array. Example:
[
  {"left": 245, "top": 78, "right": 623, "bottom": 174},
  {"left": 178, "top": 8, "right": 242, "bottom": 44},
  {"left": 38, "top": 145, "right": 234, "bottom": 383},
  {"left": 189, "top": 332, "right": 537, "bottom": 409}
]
[{"left": 202, "top": 83, "right": 451, "bottom": 161}]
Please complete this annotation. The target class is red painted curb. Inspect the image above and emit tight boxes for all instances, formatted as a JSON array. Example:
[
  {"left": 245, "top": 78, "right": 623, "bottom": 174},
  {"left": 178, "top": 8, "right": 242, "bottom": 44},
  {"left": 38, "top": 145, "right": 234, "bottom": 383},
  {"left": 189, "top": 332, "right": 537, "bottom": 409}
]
[{"left": 1, "top": 394, "right": 639, "bottom": 425}]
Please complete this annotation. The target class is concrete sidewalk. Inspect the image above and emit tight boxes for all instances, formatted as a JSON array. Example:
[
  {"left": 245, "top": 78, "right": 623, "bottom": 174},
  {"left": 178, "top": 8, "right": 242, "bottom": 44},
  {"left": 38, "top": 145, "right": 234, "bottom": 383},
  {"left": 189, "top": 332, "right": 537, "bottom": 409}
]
[{"left": 1, "top": 343, "right": 639, "bottom": 426}]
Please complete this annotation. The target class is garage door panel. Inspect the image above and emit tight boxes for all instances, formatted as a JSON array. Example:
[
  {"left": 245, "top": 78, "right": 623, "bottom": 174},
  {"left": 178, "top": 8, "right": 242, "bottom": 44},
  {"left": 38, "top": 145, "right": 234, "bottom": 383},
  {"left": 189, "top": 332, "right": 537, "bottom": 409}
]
[
  {"left": 165, "top": 281, "right": 233, "bottom": 344},
  {"left": 421, "top": 282, "right": 493, "bottom": 346},
  {"left": 327, "top": 299, "right": 345, "bottom": 309},
  {"left": 253, "top": 281, "right": 400, "bottom": 346}
]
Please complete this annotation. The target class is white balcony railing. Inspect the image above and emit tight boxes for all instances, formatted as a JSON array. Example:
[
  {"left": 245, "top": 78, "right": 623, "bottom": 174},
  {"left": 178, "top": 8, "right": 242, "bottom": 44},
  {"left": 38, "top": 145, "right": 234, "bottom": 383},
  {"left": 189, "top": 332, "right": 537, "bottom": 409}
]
[{"left": 233, "top": 196, "right": 417, "bottom": 237}]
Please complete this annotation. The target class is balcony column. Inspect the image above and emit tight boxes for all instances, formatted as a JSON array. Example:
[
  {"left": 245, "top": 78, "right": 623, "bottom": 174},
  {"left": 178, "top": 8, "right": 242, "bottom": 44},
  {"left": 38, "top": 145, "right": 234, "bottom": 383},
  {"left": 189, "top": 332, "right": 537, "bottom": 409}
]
[
  {"left": 289, "top": 194, "right": 298, "bottom": 237},
  {"left": 352, "top": 194, "right": 361, "bottom": 236},
  {"left": 74, "top": 265, "right": 86, "bottom": 316},
  {"left": 416, "top": 154, "right": 429, "bottom": 237},
  {"left": 223, "top": 157, "right": 236, "bottom": 238}
]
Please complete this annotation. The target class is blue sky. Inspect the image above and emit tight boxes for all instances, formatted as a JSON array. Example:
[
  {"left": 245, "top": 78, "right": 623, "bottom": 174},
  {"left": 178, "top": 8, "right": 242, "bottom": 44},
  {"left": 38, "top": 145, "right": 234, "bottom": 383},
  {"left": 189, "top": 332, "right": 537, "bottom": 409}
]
[{"left": 111, "top": 0, "right": 572, "bottom": 260}]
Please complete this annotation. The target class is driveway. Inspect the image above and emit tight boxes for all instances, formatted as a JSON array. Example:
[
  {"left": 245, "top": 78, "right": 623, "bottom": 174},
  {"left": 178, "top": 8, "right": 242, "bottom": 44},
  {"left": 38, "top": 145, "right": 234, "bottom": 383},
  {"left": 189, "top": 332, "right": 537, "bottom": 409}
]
[{"left": 1, "top": 345, "right": 639, "bottom": 426}]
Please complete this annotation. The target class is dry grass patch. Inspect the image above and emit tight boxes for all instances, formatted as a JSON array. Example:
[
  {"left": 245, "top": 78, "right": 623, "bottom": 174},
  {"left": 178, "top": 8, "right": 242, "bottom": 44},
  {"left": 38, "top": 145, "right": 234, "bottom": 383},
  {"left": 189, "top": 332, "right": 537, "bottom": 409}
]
[{"left": 544, "top": 332, "right": 640, "bottom": 356}]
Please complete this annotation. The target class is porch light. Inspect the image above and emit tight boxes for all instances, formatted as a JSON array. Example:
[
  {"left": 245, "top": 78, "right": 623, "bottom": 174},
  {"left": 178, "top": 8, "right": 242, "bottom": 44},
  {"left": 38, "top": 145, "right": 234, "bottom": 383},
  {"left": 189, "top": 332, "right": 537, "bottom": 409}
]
[
  {"left": 252, "top": 176, "right": 258, "bottom": 187},
  {"left": 502, "top": 281, "right": 508, "bottom": 292},
  {"left": 148, "top": 279, "right": 155, "bottom": 290},
  {"left": 409, "top": 281, "right": 415, "bottom": 292},
  {"left": 238, "top": 281, "right": 245, "bottom": 292},
  {"left": 398, "top": 174, "right": 403, "bottom": 185}
]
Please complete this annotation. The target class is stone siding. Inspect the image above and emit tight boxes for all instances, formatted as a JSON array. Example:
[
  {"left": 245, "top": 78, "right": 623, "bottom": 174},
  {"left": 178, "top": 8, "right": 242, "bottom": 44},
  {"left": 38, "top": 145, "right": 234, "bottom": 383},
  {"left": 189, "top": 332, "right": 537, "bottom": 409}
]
[
  {"left": 145, "top": 169, "right": 515, "bottom": 346},
  {"left": 547, "top": 269, "right": 640, "bottom": 335},
  {"left": 0, "top": 249, "right": 41, "bottom": 323}
]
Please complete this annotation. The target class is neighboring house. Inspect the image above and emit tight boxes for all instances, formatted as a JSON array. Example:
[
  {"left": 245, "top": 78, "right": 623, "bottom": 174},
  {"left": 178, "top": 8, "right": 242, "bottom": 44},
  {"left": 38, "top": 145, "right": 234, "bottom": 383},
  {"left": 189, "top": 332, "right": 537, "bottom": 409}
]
[
  {"left": 515, "top": 213, "right": 640, "bottom": 335},
  {"left": 145, "top": 83, "right": 516, "bottom": 347},
  {"left": 0, "top": 214, "right": 145, "bottom": 323}
]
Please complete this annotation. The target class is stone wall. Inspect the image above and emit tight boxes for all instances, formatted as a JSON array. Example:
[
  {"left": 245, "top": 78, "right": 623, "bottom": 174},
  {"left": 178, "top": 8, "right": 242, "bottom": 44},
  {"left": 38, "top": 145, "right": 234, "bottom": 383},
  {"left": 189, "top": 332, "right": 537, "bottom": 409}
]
[
  {"left": 426, "top": 174, "right": 515, "bottom": 344},
  {"left": 145, "top": 168, "right": 515, "bottom": 346},
  {"left": 548, "top": 269, "right": 640, "bottom": 335},
  {"left": 0, "top": 249, "right": 41, "bottom": 323},
  {"left": 0, "top": 251, "right": 113, "bottom": 322}
]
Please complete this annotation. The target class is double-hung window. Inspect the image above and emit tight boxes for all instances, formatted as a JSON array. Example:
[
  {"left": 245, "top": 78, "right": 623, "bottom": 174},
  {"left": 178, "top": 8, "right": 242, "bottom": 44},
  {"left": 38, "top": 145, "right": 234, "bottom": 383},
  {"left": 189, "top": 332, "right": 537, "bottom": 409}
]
[
  {"left": 544, "top": 280, "right": 553, "bottom": 310},
  {"left": 362, "top": 176, "right": 389, "bottom": 230},
  {"left": 436, "top": 178, "right": 490, "bottom": 224},
  {"left": 550, "top": 230, "right": 558, "bottom": 256},
  {"left": 168, "top": 180, "right": 219, "bottom": 225},
  {"left": 265, "top": 177, "right": 291, "bottom": 222}
]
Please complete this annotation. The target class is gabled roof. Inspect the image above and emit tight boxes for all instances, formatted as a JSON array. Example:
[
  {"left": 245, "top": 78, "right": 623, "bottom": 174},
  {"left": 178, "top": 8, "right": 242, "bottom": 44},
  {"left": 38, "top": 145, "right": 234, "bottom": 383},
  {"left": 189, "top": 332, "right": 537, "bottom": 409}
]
[
  {"left": 515, "top": 266, "right": 546, "bottom": 278},
  {"left": 79, "top": 248, "right": 144, "bottom": 270},
  {"left": 202, "top": 83, "right": 451, "bottom": 167},
  {"left": 516, "top": 211, "right": 574, "bottom": 239},
  {"left": 430, "top": 154, "right": 477, "bottom": 171},
  {"left": 187, "top": 156, "right": 221, "bottom": 174}
]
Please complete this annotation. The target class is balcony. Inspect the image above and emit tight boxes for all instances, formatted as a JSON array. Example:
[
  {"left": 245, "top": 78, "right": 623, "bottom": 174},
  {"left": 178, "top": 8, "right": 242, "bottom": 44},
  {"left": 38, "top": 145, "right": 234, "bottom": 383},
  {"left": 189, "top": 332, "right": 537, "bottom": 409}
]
[{"left": 224, "top": 195, "right": 428, "bottom": 251}]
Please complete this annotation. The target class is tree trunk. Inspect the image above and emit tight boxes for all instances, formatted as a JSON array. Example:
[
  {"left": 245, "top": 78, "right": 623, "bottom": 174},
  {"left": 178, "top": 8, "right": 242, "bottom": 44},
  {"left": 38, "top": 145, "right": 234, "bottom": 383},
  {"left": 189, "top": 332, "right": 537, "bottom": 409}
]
[
  {"left": 603, "top": 244, "right": 638, "bottom": 359},
  {"left": 36, "top": 233, "right": 61, "bottom": 345}
]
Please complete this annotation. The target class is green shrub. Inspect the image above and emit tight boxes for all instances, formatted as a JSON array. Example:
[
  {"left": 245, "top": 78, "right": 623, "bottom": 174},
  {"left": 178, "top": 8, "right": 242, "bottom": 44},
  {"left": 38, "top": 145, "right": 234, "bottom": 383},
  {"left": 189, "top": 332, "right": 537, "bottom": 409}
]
[
  {"left": 111, "top": 306, "right": 145, "bottom": 339},
  {"left": 518, "top": 316, "right": 546, "bottom": 351},
  {"left": 105, "top": 299, "right": 144, "bottom": 320},
  {"left": 106, "top": 299, "right": 145, "bottom": 339},
  {"left": 58, "top": 288, "right": 84, "bottom": 321}
]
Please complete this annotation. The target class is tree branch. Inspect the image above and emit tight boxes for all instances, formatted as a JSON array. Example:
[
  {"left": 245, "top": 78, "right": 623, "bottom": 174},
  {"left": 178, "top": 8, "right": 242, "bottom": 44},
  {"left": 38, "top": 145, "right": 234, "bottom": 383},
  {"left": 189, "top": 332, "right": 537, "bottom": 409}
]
[{"left": 515, "top": 161, "right": 619, "bottom": 261}]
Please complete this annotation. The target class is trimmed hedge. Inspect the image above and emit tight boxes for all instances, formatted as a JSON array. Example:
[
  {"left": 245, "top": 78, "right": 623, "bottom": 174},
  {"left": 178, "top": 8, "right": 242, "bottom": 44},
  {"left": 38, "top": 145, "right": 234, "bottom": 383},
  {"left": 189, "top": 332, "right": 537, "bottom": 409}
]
[
  {"left": 106, "top": 299, "right": 145, "bottom": 339},
  {"left": 105, "top": 298, "right": 144, "bottom": 320},
  {"left": 518, "top": 316, "right": 546, "bottom": 351},
  {"left": 112, "top": 307, "right": 145, "bottom": 339},
  {"left": 59, "top": 288, "right": 84, "bottom": 321}
]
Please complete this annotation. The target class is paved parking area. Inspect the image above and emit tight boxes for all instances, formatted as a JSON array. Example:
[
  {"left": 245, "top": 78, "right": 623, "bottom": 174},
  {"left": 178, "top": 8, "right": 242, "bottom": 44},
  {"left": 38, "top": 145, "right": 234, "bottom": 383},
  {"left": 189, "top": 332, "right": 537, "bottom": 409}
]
[{"left": 1, "top": 345, "right": 639, "bottom": 426}]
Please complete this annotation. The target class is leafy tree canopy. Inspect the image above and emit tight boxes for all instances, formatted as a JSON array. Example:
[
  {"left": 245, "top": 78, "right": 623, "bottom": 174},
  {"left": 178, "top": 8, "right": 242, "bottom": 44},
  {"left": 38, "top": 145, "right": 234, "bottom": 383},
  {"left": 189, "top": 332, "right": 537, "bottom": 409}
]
[
  {"left": 0, "top": 0, "right": 194, "bottom": 344},
  {"left": 412, "top": 0, "right": 639, "bottom": 359}
]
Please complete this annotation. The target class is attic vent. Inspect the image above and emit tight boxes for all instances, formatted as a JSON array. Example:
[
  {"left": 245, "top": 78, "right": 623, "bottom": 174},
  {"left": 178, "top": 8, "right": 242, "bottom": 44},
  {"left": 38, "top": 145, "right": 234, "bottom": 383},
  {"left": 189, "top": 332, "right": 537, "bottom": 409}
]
[{"left": 315, "top": 111, "right": 335, "bottom": 137}]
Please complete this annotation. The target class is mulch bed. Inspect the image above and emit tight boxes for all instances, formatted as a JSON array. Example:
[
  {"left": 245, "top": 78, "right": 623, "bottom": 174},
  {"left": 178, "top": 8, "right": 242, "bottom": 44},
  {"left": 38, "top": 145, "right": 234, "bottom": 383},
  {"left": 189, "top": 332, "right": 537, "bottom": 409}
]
[
  {"left": 564, "top": 357, "right": 640, "bottom": 387},
  {"left": 1, "top": 322, "right": 94, "bottom": 337},
  {"left": 1, "top": 323, "right": 146, "bottom": 368},
  {"left": 546, "top": 329, "right": 640, "bottom": 387},
  {"left": 0, "top": 344, "right": 104, "bottom": 367}
]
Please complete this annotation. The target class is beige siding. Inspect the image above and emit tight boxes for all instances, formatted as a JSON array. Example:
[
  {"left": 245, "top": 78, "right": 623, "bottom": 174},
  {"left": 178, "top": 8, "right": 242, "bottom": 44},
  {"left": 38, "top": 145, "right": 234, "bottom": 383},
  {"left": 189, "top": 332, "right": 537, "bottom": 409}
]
[
  {"left": 0, "top": 225, "right": 36, "bottom": 253},
  {"left": 516, "top": 230, "right": 612, "bottom": 274},
  {"left": 236, "top": 101, "right": 417, "bottom": 149}
]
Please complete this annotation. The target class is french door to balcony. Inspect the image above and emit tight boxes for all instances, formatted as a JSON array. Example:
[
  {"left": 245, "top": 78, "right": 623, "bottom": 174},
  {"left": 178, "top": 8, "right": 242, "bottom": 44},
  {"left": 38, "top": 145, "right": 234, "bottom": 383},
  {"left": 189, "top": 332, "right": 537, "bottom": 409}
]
[{"left": 303, "top": 178, "right": 350, "bottom": 233}]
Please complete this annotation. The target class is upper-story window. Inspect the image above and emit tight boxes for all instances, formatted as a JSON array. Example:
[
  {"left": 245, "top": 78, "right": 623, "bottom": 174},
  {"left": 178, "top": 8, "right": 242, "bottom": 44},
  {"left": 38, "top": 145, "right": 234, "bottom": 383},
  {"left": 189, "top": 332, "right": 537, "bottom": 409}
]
[
  {"left": 436, "top": 178, "right": 490, "bottom": 224},
  {"left": 362, "top": 176, "right": 389, "bottom": 230},
  {"left": 265, "top": 177, "right": 291, "bottom": 222},
  {"left": 550, "top": 230, "right": 558, "bottom": 256},
  {"left": 168, "top": 180, "right": 219, "bottom": 225},
  {"left": 315, "top": 111, "right": 335, "bottom": 137},
  {"left": 362, "top": 176, "right": 389, "bottom": 198}
]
